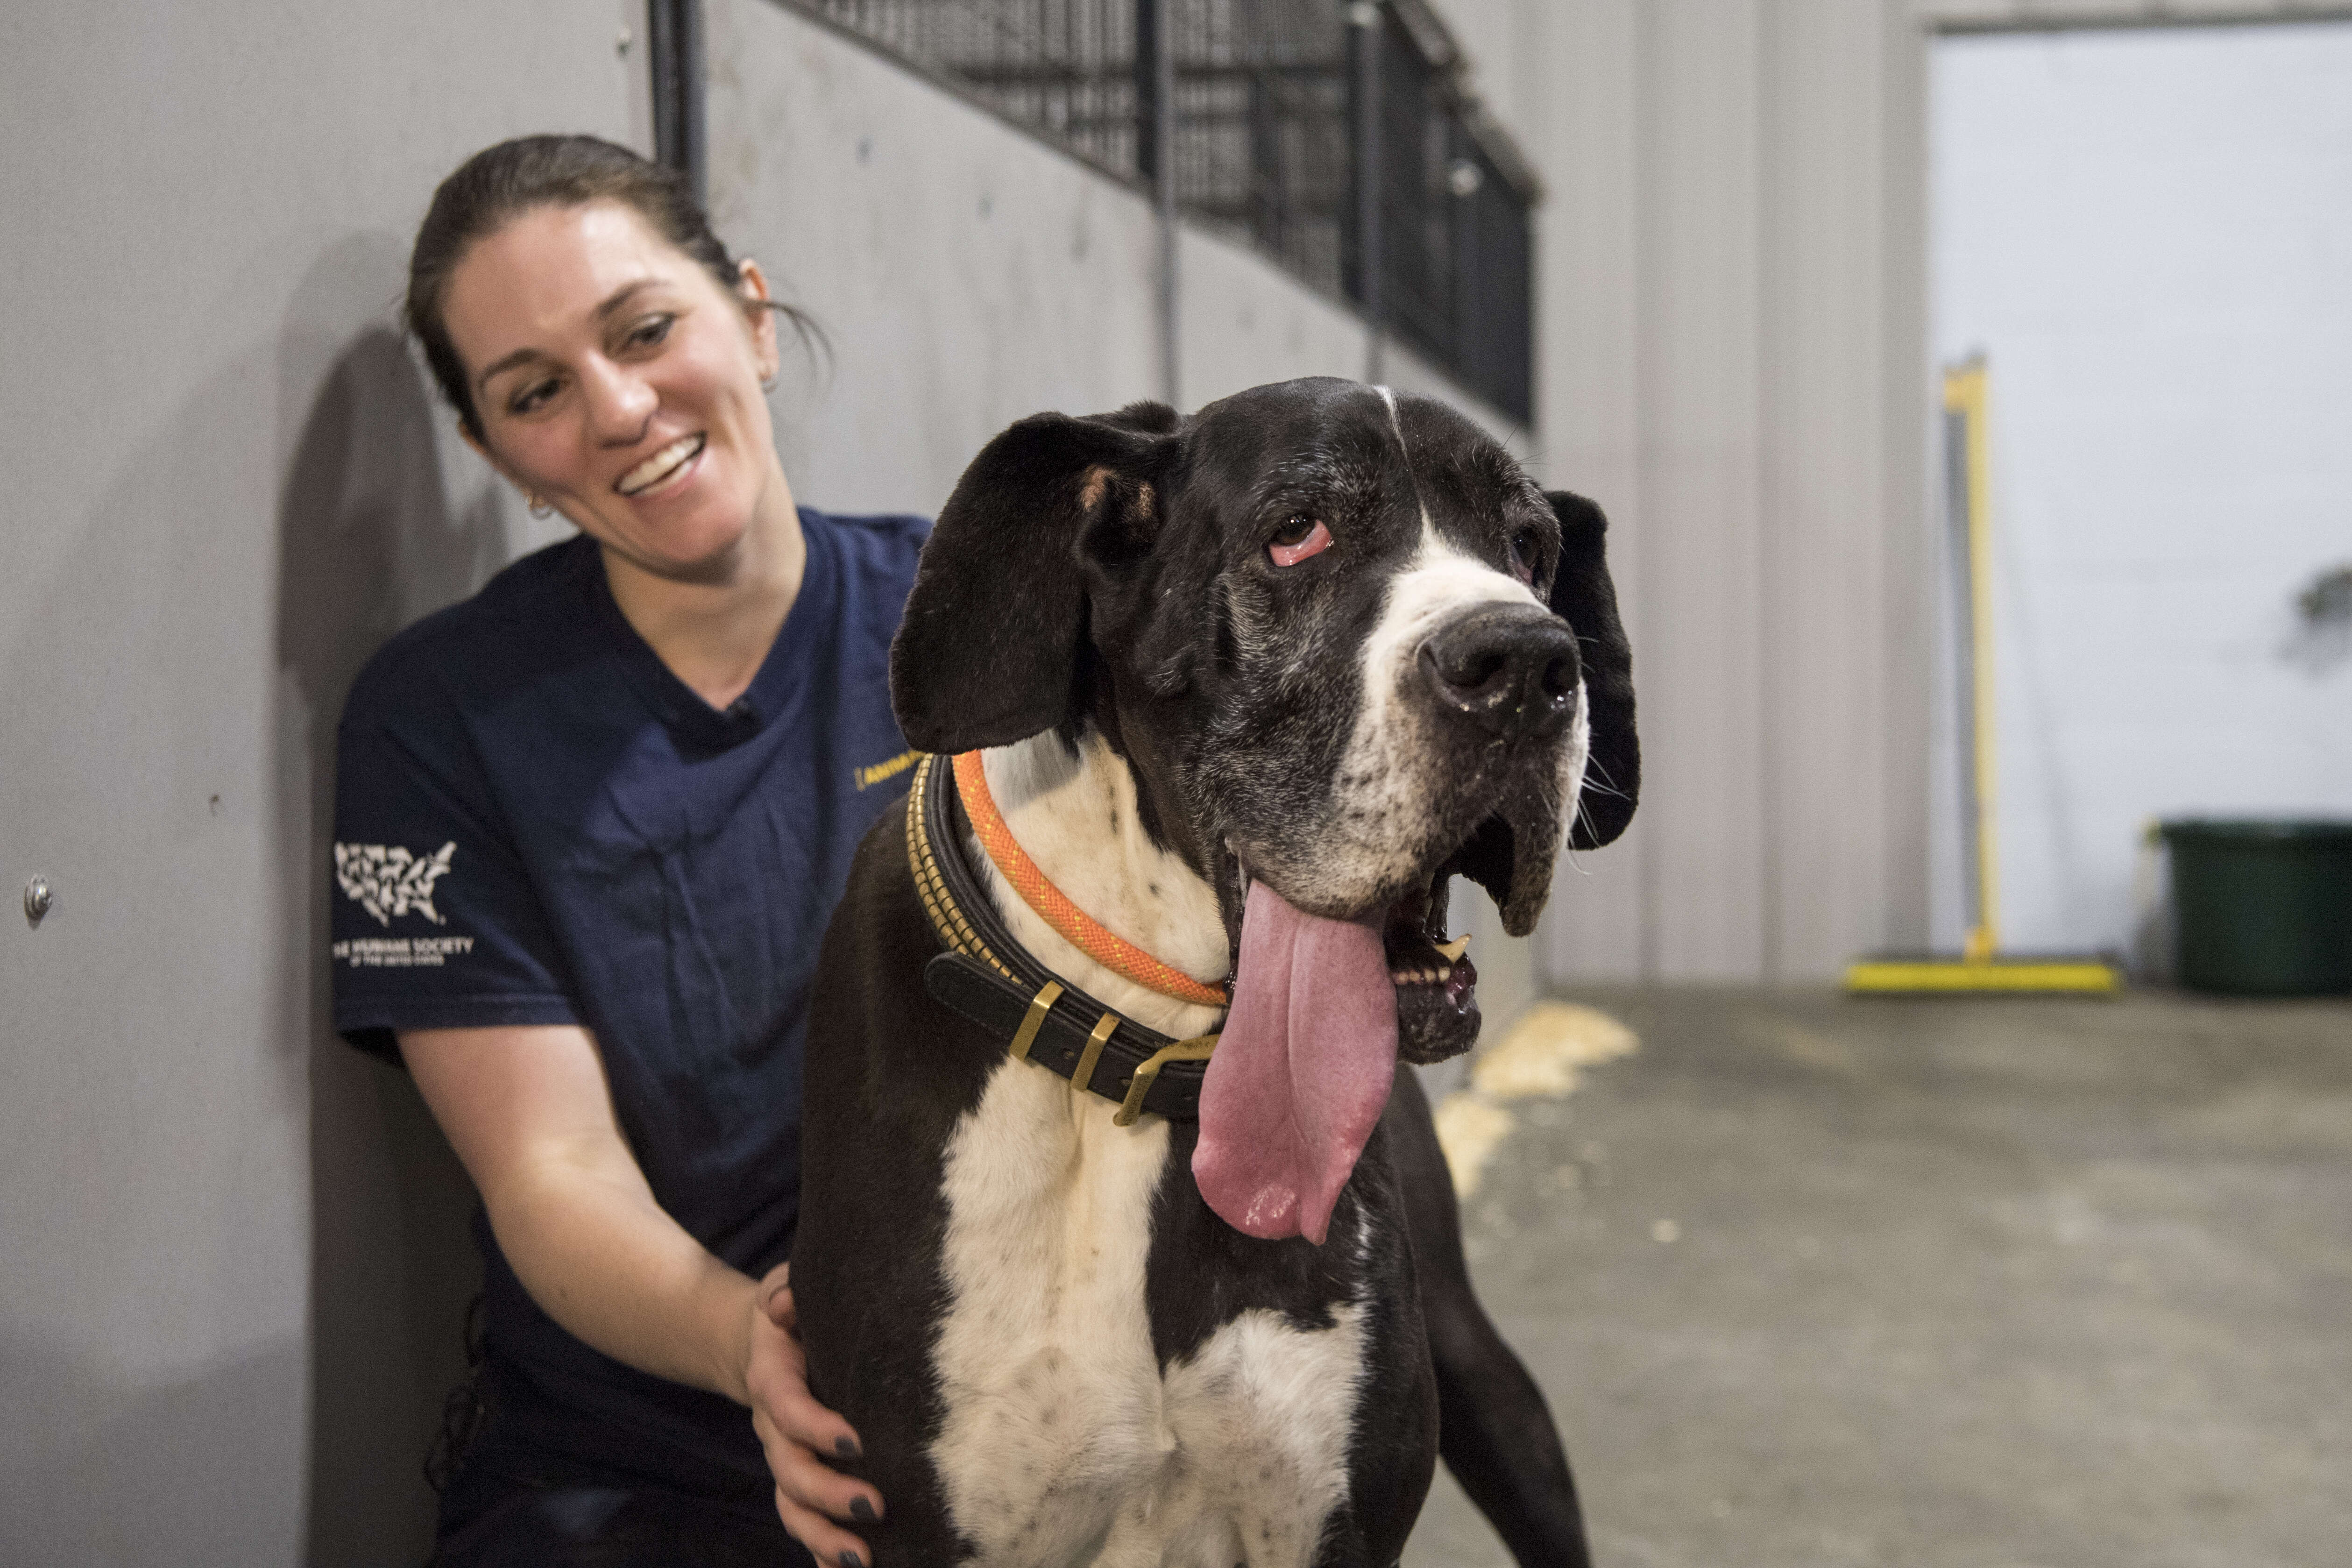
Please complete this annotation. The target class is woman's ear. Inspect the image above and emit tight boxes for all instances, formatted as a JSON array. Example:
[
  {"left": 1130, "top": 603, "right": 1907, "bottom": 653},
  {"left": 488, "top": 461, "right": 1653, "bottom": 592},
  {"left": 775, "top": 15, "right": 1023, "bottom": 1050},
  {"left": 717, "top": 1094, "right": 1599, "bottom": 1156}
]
[
  {"left": 891, "top": 405, "right": 1178, "bottom": 754},
  {"left": 1545, "top": 490, "right": 1639, "bottom": 849},
  {"left": 732, "top": 257, "right": 780, "bottom": 384}
]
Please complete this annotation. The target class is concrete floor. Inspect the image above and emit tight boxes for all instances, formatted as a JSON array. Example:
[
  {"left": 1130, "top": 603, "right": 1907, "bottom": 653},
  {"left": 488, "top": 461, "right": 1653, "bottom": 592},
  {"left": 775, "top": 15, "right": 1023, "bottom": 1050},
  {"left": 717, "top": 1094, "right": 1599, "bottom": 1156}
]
[{"left": 1401, "top": 988, "right": 2352, "bottom": 1568}]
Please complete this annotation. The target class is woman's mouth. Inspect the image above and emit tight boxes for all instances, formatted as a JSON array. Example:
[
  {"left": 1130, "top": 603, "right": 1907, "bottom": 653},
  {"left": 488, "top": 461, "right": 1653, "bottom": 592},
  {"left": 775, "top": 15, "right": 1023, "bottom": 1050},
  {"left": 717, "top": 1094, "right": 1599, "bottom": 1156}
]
[{"left": 615, "top": 433, "right": 706, "bottom": 497}]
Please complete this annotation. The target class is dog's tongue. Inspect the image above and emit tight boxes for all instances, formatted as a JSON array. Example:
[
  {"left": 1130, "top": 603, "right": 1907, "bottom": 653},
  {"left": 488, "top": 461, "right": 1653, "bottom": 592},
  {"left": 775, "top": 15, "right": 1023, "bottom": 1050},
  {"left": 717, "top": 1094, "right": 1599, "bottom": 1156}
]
[{"left": 1193, "top": 881, "right": 1397, "bottom": 1244}]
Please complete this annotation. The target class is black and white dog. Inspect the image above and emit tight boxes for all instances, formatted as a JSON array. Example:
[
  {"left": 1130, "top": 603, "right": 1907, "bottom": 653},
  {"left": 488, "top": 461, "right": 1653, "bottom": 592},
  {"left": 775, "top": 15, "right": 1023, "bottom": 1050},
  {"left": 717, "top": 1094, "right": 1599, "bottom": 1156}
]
[{"left": 796, "top": 376, "right": 1637, "bottom": 1568}]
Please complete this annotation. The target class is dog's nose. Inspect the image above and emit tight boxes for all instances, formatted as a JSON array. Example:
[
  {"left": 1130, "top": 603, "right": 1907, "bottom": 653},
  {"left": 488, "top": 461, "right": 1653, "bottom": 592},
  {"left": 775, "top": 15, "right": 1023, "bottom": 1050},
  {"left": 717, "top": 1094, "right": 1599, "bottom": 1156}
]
[{"left": 1418, "top": 608, "right": 1581, "bottom": 742}]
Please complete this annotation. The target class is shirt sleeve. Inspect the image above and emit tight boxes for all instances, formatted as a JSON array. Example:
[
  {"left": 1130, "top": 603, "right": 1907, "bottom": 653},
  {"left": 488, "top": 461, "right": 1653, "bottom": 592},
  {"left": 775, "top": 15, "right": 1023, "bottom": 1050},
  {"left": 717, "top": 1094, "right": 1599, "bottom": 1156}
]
[{"left": 331, "top": 672, "right": 580, "bottom": 1064}]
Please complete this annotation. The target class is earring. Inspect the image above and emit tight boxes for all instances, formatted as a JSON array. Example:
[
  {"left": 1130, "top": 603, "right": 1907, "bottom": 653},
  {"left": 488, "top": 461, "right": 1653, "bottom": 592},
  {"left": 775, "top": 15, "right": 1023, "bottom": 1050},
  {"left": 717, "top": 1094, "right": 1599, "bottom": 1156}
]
[{"left": 527, "top": 493, "right": 554, "bottom": 518}]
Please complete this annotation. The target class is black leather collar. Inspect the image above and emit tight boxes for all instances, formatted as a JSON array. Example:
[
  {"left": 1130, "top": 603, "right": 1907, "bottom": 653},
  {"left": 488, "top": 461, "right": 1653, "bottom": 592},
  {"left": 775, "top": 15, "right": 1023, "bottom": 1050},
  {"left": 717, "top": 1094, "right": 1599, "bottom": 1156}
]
[{"left": 906, "top": 753, "right": 1221, "bottom": 1126}]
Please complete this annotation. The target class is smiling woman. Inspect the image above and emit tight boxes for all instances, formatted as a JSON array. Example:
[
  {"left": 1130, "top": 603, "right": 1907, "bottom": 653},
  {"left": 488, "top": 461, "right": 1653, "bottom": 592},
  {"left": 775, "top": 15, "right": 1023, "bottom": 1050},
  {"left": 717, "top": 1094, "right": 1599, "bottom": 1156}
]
[
  {"left": 408, "top": 142, "right": 828, "bottom": 707},
  {"left": 331, "top": 135, "right": 915, "bottom": 1568},
  {"left": 450, "top": 212, "right": 772, "bottom": 557}
]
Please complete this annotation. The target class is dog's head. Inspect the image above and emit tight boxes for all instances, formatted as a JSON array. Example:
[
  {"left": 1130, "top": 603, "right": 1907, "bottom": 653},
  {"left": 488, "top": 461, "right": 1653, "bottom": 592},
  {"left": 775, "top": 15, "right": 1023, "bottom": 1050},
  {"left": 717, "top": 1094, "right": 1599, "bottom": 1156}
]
[{"left": 893, "top": 376, "right": 1636, "bottom": 1072}]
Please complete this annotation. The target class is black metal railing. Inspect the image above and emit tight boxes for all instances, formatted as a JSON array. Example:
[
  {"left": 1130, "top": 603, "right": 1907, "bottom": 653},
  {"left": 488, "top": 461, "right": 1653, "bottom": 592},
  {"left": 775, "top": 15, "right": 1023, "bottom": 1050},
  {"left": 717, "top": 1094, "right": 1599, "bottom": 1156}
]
[
  {"left": 1448, "top": 121, "right": 1533, "bottom": 425},
  {"left": 807, "top": 0, "right": 1147, "bottom": 174},
  {"left": 788, "top": 0, "right": 1534, "bottom": 424},
  {"left": 1162, "top": 0, "right": 1353, "bottom": 300}
]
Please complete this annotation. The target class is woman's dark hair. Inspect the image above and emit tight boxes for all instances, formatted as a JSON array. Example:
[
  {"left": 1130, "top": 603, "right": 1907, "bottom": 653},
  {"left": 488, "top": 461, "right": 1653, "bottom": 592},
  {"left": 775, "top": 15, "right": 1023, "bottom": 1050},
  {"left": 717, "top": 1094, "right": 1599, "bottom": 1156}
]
[{"left": 406, "top": 134, "right": 820, "bottom": 439}]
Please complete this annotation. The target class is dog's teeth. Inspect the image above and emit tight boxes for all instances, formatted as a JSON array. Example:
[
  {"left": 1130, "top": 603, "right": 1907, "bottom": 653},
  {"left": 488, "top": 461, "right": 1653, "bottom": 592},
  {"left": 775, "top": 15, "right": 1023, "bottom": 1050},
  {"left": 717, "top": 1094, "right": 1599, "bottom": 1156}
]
[
  {"left": 1387, "top": 965, "right": 1472, "bottom": 986},
  {"left": 1435, "top": 936, "right": 1470, "bottom": 962}
]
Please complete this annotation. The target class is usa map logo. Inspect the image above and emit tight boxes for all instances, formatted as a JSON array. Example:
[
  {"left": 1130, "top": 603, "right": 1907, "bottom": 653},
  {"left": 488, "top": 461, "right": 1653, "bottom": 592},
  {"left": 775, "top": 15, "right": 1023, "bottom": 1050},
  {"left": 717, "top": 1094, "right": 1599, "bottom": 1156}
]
[{"left": 334, "top": 841, "right": 456, "bottom": 926}]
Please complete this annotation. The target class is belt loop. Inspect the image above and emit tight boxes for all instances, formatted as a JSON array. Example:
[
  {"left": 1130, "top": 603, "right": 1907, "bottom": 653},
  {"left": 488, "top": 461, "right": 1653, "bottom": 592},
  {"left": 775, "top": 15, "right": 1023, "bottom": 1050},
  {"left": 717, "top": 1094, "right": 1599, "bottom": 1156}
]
[
  {"left": 1009, "top": 980, "right": 1065, "bottom": 1062},
  {"left": 1113, "top": 1036, "right": 1220, "bottom": 1127},
  {"left": 1073, "top": 1012, "right": 1119, "bottom": 1096}
]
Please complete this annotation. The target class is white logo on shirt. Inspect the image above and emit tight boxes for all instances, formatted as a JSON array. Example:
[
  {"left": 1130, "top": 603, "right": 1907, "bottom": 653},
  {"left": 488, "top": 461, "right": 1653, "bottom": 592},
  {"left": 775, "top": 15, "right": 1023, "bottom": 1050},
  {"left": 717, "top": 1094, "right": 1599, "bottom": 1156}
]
[{"left": 334, "top": 840, "right": 456, "bottom": 926}]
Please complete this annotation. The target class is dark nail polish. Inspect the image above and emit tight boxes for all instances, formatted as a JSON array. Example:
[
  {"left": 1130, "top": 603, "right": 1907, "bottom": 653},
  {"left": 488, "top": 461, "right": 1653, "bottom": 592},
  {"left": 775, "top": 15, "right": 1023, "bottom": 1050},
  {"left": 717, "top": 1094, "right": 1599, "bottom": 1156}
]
[
  {"left": 850, "top": 1495, "right": 877, "bottom": 1522},
  {"left": 834, "top": 1435, "right": 861, "bottom": 1459},
  {"left": 838, "top": 1551, "right": 863, "bottom": 1568}
]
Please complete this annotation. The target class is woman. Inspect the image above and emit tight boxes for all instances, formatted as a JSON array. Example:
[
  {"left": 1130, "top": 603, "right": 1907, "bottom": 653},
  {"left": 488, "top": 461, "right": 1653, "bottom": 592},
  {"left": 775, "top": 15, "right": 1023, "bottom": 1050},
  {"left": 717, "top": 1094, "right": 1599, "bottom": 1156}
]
[{"left": 333, "top": 135, "right": 899, "bottom": 1566}]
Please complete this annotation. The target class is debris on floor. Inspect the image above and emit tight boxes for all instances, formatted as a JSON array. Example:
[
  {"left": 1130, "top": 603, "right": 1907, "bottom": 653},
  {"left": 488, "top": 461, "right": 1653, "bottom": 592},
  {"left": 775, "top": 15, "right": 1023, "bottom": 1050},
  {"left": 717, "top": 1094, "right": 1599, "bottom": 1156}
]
[{"left": 1433, "top": 1001, "right": 1639, "bottom": 1198}]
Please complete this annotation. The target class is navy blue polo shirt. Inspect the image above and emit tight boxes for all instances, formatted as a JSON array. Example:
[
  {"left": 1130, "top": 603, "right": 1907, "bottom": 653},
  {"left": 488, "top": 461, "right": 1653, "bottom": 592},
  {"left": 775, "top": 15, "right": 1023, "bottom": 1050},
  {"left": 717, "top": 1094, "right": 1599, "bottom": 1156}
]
[{"left": 332, "top": 506, "right": 927, "bottom": 1495}]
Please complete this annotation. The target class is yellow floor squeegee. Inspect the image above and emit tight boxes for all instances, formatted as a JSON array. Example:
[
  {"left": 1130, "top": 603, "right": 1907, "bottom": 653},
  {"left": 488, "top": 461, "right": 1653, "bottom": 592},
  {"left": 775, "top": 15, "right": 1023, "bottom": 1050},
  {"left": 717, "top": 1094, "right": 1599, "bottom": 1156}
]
[{"left": 1846, "top": 359, "right": 2120, "bottom": 996}]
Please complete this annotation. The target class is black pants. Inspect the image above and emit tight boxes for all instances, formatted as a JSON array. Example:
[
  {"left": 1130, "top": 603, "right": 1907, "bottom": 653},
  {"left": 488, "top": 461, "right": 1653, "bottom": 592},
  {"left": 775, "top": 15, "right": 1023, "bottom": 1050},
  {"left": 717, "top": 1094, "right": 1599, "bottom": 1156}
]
[
  {"left": 429, "top": 1361, "right": 816, "bottom": 1568},
  {"left": 433, "top": 1462, "right": 816, "bottom": 1568}
]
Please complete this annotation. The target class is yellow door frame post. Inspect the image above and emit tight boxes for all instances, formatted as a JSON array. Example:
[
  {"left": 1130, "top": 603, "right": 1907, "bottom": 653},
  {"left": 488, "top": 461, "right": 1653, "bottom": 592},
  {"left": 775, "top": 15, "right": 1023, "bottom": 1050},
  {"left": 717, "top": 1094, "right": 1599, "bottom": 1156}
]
[
  {"left": 1947, "top": 359, "right": 2001, "bottom": 963},
  {"left": 1843, "top": 356, "right": 2119, "bottom": 997}
]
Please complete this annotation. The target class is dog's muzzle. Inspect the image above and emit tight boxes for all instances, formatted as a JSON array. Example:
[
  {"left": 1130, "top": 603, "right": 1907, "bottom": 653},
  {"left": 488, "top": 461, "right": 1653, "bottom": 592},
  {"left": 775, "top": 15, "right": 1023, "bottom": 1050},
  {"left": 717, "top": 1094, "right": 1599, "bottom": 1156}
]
[{"left": 1417, "top": 606, "right": 1582, "bottom": 745}]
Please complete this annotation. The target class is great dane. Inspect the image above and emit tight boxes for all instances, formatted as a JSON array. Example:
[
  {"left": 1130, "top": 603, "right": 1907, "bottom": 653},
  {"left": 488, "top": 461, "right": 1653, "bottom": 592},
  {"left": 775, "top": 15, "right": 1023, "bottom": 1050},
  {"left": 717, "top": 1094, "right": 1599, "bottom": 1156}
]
[{"left": 795, "top": 376, "right": 1638, "bottom": 1568}]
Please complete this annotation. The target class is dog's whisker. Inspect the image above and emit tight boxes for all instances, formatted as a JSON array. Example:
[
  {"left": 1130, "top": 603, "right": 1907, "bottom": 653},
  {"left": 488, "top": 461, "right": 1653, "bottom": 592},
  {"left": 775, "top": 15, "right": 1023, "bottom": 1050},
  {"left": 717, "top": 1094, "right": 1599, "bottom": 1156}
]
[
  {"left": 1577, "top": 756, "right": 1629, "bottom": 802},
  {"left": 1564, "top": 800, "right": 1600, "bottom": 875}
]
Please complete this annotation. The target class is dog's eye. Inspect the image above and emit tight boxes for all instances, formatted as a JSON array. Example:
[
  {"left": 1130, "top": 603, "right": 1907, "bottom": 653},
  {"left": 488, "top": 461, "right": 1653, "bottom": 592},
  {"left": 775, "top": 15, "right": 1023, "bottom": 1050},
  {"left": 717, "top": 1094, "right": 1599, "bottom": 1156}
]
[
  {"left": 1507, "top": 526, "right": 1542, "bottom": 581},
  {"left": 1268, "top": 515, "right": 1333, "bottom": 567}
]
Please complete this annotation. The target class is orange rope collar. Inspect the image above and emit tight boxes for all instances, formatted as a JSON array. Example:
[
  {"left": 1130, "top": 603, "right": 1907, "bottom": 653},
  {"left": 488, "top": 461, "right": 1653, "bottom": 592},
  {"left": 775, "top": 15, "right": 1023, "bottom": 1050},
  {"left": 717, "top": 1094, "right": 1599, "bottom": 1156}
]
[{"left": 953, "top": 751, "right": 1230, "bottom": 1009}]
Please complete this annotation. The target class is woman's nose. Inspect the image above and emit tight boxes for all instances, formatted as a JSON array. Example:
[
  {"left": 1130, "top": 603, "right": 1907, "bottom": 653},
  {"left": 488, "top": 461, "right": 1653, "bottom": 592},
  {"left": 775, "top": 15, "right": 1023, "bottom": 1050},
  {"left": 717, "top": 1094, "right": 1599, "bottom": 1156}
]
[{"left": 580, "top": 355, "right": 657, "bottom": 444}]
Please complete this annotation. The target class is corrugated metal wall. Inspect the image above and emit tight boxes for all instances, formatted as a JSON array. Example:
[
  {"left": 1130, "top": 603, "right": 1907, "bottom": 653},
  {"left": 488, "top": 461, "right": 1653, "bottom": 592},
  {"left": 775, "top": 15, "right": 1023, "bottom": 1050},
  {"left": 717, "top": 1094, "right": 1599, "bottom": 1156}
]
[{"left": 1511, "top": 0, "right": 1936, "bottom": 984}]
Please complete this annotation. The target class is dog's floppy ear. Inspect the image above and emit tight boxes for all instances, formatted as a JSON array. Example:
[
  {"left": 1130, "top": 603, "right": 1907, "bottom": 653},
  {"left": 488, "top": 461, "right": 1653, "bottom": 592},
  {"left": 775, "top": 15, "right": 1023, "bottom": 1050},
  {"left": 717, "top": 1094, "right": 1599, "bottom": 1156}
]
[
  {"left": 893, "top": 404, "right": 1179, "bottom": 753},
  {"left": 1546, "top": 490, "right": 1639, "bottom": 849}
]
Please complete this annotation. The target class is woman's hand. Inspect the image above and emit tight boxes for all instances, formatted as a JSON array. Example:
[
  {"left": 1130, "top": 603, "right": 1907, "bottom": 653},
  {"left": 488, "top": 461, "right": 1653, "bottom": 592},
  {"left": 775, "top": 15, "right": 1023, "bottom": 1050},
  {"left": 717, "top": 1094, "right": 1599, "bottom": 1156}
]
[{"left": 747, "top": 1262, "right": 886, "bottom": 1568}]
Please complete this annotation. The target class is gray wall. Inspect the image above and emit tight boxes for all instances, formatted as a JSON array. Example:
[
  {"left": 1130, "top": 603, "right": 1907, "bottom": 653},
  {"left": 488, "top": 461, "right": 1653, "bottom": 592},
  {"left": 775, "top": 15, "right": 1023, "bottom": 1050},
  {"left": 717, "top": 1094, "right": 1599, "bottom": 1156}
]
[
  {"left": 0, "top": 3, "right": 640, "bottom": 1560},
  {"left": 1923, "top": 0, "right": 2352, "bottom": 26},
  {"left": 1490, "top": 0, "right": 1938, "bottom": 984}
]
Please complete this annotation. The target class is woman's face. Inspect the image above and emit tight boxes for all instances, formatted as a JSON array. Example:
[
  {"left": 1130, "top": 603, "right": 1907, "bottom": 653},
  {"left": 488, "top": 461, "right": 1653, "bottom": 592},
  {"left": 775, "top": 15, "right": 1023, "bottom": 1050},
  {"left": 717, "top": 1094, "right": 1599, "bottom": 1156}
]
[{"left": 441, "top": 200, "right": 785, "bottom": 582}]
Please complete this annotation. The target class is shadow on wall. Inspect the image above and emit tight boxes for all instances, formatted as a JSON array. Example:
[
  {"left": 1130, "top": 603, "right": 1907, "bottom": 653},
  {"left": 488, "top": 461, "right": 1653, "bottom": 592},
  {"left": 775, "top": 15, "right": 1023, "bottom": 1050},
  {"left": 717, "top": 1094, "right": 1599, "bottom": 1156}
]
[
  {"left": 2285, "top": 564, "right": 2352, "bottom": 677},
  {"left": 0, "top": 1330, "right": 307, "bottom": 1562},
  {"left": 275, "top": 236, "right": 508, "bottom": 1561}
]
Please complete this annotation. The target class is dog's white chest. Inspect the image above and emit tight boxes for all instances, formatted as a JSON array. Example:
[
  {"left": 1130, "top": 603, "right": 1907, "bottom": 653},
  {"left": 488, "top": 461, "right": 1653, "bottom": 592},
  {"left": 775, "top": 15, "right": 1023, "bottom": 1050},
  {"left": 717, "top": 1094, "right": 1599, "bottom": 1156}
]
[{"left": 930, "top": 1059, "right": 1367, "bottom": 1568}]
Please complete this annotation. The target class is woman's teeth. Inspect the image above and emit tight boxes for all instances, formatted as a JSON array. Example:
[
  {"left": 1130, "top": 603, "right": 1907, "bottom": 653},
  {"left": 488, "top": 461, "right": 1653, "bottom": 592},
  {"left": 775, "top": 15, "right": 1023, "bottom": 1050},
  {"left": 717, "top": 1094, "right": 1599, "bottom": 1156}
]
[{"left": 617, "top": 434, "right": 705, "bottom": 496}]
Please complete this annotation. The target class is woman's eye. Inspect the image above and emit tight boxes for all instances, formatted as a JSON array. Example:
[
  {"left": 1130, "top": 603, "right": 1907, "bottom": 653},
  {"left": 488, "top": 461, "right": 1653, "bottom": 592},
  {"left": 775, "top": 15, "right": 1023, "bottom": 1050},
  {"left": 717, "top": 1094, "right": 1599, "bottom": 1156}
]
[
  {"left": 1268, "top": 516, "right": 1333, "bottom": 567},
  {"left": 509, "top": 378, "right": 562, "bottom": 416},
  {"left": 622, "top": 313, "right": 675, "bottom": 351}
]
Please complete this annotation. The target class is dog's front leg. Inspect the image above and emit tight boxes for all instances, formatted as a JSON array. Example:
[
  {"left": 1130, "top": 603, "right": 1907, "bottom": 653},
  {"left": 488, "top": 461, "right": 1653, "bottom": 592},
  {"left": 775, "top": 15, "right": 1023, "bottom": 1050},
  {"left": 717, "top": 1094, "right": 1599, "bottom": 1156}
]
[{"left": 1386, "top": 1070, "right": 1593, "bottom": 1568}]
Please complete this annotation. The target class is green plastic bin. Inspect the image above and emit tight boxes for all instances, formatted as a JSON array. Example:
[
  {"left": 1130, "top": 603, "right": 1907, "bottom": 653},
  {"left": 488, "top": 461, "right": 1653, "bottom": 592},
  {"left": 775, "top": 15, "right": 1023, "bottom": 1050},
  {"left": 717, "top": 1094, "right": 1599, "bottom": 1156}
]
[{"left": 2159, "top": 819, "right": 2352, "bottom": 995}]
